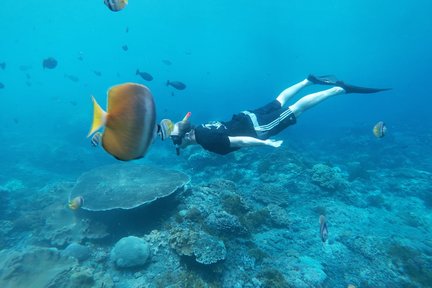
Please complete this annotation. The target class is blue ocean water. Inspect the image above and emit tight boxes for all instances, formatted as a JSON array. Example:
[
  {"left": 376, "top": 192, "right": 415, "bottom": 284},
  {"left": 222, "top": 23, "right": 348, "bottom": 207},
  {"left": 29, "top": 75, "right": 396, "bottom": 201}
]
[{"left": 1, "top": 1, "right": 431, "bottom": 287}]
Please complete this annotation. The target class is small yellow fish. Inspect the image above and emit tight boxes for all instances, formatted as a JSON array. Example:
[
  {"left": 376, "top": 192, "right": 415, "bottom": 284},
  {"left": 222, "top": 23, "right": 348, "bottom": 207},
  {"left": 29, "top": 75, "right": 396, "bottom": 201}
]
[
  {"left": 158, "top": 119, "right": 174, "bottom": 141},
  {"left": 68, "top": 196, "right": 84, "bottom": 210},
  {"left": 104, "top": 0, "right": 128, "bottom": 12},
  {"left": 373, "top": 121, "right": 387, "bottom": 138}
]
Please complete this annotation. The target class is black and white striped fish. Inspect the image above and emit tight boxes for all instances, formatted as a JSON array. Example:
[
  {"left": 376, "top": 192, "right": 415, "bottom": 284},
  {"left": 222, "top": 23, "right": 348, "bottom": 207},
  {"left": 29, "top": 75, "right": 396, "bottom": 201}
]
[{"left": 104, "top": 0, "right": 128, "bottom": 12}]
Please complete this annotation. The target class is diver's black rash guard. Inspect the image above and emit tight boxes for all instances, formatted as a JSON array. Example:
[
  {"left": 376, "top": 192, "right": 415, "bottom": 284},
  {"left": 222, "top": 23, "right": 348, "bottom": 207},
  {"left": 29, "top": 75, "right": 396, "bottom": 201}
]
[{"left": 194, "top": 113, "right": 255, "bottom": 155}]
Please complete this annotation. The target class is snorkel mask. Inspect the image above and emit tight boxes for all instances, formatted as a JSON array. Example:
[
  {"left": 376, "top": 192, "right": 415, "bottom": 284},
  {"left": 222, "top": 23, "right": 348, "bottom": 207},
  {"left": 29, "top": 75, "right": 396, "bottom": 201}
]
[{"left": 171, "top": 112, "right": 192, "bottom": 156}]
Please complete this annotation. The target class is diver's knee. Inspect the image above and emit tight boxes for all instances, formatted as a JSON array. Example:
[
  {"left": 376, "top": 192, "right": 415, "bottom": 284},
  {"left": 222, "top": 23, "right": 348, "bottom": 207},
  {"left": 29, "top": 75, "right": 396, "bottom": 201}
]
[{"left": 288, "top": 104, "right": 302, "bottom": 118}]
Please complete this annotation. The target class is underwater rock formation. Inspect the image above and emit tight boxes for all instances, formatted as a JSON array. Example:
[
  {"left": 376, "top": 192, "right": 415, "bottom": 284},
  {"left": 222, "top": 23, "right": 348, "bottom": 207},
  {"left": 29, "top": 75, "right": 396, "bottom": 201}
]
[
  {"left": 62, "top": 243, "right": 91, "bottom": 262},
  {"left": 42, "top": 209, "right": 109, "bottom": 247},
  {"left": 11, "top": 181, "right": 109, "bottom": 247},
  {"left": 110, "top": 236, "right": 151, "bottom": 269},
  {"left": 0, "top": 247, "right": 77, "bottom": 288}
]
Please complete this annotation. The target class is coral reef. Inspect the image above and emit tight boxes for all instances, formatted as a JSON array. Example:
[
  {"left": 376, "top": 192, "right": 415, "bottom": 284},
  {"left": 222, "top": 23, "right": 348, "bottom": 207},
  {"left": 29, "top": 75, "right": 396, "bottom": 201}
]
[
  {"left": 241, "top": 209, "right": 272, "bottom": 232},
  {"left": 2, "top": 127, "right": 431, "bottom": 287},
  {"left": 266, "top": 204, "right": 290, "bottom": 228},
  {"left": 338, "top": 235, "right": 385, "bottom": 261},
  {"left": 0, "top": 220, "right": 14, "bottom": 248},
  {"left": 221, "top": 194, "right": 250, "bottom": 216},
  {"left": 0, "top": 188, "right": 10, "bottom": 218},
  {"left": 70, "top": 164, "right": 190, "bottom": 211},
  {"left": 388, "top": 243, "right": 432, "bottom": 287},
  {"left": 204, "top": 210, "right": 248, "bottom": 236},
  {"left": 169, "top": 228, "right": 226, "bottom": 265},
  {"left": 252, "top": 183, "right": 291, "bottom": 207},
  {"left": 310, "top": 163, "right": 348, "bottom": 191},
  {"left": 257, "top": 268, "right": 291, "bottom": 288}
]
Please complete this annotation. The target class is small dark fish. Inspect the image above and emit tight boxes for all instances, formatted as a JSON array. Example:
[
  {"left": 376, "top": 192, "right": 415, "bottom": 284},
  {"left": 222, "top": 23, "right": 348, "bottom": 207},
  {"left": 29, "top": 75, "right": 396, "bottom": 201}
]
[
  {"left": 125, "top": 27, "right": 129, "bottom": 33},
  {"left": 25, "top": 81, "right": 32, "bottom": 87},
  {"left": 25, "top": 73, "right": 31, "bottom": 79},
  {"left": 42, "top": 57, "right": 58, "bottom": 69},
  {"left": 319, "top": 215, "right": 328, "bottom": 243},
  {"left": 0, "top": 62, "right": 5, "bottom": 70},
  {"left": 373, "top": 121, "right": 386, "bottom": 138},
  {"left": 166, "top": 80, "right": 186, "bottom": 90},
  {"left": 122, "top": 45, "right": 128, "bottom": 51},
  {"left": 93, "top": 70, "right": 102, "bottom": 76},
  {"left": 77, "top": 52, "right": 84, "bottom": 61},
  {"left": 13, "top": 118, "right": 19, "bottom": 124},
  {"left": 0, "top": 82, "right": 4, "bottom": 89},
  {"left": 162, "top": 59, "right": 172, "bottom": 66},
  {"left": 70, "top": 101, "right": 78, "bottom": 106},
  {"left": 64, "top": 74, "right": 79, "bottom": 82},
  {"left": 136, "top": 70, "right": 153, "bottom": 81}
]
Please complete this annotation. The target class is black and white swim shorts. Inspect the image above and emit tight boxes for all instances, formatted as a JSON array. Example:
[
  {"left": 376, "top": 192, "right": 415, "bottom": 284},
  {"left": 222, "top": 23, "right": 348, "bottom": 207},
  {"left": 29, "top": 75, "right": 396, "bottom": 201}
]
[{"left": 241, "top": 100, "right": 296, "bottom": 139}]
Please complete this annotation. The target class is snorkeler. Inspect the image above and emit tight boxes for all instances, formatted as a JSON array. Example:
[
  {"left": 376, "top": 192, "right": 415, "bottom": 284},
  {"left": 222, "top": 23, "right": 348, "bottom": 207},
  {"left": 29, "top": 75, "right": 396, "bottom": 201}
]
[{"left": 162, "top": 75, "right": 390, "bottom": 156}]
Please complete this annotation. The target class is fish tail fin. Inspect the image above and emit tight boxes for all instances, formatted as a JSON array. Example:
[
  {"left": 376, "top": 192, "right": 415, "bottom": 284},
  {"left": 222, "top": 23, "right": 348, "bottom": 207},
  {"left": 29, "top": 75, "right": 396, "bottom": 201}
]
[
  {"left": 87, "top": 96, "right": 108, "bottom": 137},
  {"left": 166, "top": 80, "right": 170, "bottom": 86}
]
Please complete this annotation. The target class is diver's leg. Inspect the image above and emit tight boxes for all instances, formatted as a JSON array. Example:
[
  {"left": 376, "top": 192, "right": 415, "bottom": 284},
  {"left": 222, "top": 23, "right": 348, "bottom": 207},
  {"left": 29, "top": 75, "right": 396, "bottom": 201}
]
[
  {"left": 289, "top": 87, "right": 345, "bottom": 118},
  {"left": 276, "top": 79, "right": 312, "bottom": 106}
]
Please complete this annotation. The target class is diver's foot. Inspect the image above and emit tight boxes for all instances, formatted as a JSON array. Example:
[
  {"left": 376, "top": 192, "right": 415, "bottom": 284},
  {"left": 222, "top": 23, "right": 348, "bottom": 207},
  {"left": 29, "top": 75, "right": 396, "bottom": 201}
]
[
  {"left": 307, "top": 74, "right": 339, "bottom": 85},
  {"left": 335, "top": 81, "right": 391, "bottom": 94}
]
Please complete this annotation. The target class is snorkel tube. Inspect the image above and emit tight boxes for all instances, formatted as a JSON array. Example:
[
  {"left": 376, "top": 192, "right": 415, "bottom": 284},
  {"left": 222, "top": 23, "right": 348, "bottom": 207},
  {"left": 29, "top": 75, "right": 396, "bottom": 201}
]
[
  {"left": 171, "top": 112, "right": 192, "bottom": 156},
  {"left": 183, "top": 112, "right": 192, "bottom": 122}
]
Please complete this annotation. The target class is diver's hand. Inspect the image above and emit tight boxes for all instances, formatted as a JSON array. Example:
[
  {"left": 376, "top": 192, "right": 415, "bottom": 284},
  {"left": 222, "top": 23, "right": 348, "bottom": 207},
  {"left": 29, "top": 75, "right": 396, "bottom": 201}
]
[
  {"left": 265, "top": 139, "right": 283, "bottom": 148},
  {"left": 91, "top": 132, "right": 102, "bottom": 147}
]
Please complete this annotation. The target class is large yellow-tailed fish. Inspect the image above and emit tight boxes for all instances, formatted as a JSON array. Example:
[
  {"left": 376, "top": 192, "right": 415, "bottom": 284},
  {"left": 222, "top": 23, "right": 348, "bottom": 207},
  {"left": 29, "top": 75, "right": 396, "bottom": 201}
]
[
  {"left": 104, "top": 0, "right": 128, "bottom": 12},
  {"left": 88, "top": 83, "right": 157, "bottom": 161}
]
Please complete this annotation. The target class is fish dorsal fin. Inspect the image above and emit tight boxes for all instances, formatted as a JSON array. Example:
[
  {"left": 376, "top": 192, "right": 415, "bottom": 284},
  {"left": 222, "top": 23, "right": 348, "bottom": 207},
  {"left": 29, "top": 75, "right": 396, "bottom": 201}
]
[{"left": 87, "top": 96, "right": 107, "bottom": 137}]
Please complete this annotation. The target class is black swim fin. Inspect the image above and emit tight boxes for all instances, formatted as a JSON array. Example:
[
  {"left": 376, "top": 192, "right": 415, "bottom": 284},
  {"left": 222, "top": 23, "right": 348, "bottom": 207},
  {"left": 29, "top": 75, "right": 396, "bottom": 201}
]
[
  {"left": 308, "top": 74, "right": 391, "bottom": 94},
  {"left": 307, "top": 74, "right": 339, "bottom": 85},
  {"left": 335, "top": 81, "right": 392, "bottom": 94}
]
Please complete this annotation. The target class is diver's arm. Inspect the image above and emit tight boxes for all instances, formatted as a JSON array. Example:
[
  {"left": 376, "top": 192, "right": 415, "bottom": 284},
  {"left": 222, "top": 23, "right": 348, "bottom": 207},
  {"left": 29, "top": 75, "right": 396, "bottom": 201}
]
[{"left": 229, "top": 136, "right": 283, "bottom": 148}]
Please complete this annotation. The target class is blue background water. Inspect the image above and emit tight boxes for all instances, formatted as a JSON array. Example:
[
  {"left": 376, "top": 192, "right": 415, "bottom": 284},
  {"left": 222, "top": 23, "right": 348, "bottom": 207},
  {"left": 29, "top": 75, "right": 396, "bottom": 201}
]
[
  {"left": 1, "top": 1, "right": 432, "bottom": 287},
  {"left": 1, "top": 0, "right": 431, "bottom": 145}
]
